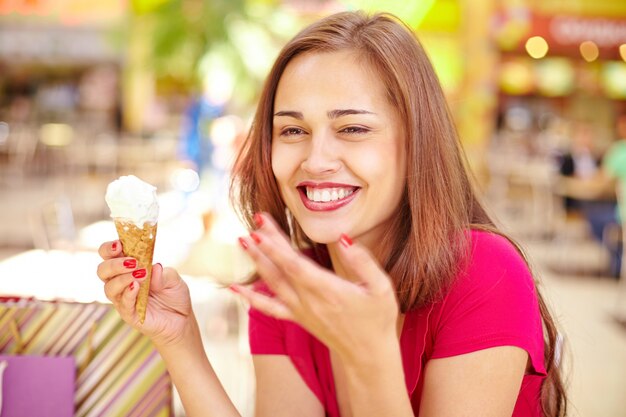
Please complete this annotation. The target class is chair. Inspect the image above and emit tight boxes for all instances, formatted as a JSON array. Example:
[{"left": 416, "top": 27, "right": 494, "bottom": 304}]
[
  {"left": 29, "top": 196, "right": 76, "bottom": 251},
  {"left": 38, "top": 123, "right": 74, "bottom": 177},
  {"left": 0, "top": 123, "right": 39, "bottom": 185}
]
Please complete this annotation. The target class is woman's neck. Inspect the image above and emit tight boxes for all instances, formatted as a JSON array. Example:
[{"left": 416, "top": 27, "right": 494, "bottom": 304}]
[{"left": 327, "top": 234, "right": 389, "bottom": 282}]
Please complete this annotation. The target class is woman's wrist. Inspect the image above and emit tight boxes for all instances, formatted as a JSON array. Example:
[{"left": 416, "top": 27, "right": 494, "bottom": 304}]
[
  {"left": 339, "top": 338, "right": 412, "bottom": 416},
  {"left": 339, "top": 335, "right": 402, "bottom": 376},
  {"left": 153, "top": 312, "right": 202, "bottom": 355}
]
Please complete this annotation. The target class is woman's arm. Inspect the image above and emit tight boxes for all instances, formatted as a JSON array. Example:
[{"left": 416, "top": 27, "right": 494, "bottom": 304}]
[
  {"left": 419, "top": 346, "right": 527, "bottom": 417},
  {"left": 155, "top": 313, "right": 241, "bottom": 417},
  {"left": 253, "top": 355, "right": 324, "bottom": 417},
  {"left": 338, "top": 338, "right": 414, "bottom": 417},
  {"left": 234, "top": 214, "right": 414, "bottom": 415},
  {"left": 96, "top": 242, "right": 241, "bottom": 417}
]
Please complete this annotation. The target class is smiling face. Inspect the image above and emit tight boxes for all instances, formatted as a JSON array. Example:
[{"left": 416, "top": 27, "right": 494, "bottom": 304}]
[{"left": 271, "top": 50, "right": 407, "bottom": 248}]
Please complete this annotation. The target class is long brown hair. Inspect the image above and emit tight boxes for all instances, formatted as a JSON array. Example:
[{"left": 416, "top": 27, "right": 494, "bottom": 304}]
[{"left": 231, "top": 11, "right": 566, "bottom": 417}]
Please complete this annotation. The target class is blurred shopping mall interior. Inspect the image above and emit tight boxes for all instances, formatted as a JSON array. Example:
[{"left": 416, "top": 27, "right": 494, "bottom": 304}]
[{"left": 1, "top": 0, "right": 625, "bottom": 416}]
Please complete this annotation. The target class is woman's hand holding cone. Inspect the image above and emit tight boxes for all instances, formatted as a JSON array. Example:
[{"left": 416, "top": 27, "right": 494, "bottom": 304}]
[{"left": 97, "top": 240, "right": 193, "bottom": 348}]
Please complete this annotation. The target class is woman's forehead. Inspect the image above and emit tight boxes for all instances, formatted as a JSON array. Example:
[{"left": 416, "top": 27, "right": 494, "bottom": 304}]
[
  {"left": 280, "top": 50, "right": 376, "bottom": 81},
  {"left": 274, "top": 51, "right": 389, "bottom": 110}
]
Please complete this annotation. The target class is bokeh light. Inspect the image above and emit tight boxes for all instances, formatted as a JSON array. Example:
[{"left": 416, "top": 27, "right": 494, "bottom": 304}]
[
  {"left": 170, "top": 168, "right": 200, "bottom": 193},
  {"left": 39, "top": 123, "right": 73, "bottom": 147},
  {"left": 579, "top": 41, "right": 599, "bottom": 62},
  {"left": 525, "top": 36, "right": 549, "bottom": 59}
]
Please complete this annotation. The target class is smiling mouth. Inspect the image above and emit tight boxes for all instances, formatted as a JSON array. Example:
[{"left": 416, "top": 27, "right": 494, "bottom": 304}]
[
  {"left": 303, "top": 186, "right": 356, "bottom": 202},
  {"left": 296, "top": 184, "right": 360, "bottom": 211}
]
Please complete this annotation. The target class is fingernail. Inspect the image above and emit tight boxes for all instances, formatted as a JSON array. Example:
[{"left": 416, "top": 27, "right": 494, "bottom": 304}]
[
  {"left": 112, "top": 242, "right": 118, "bottom": 251},
  {"left": 339, "top": 234, "right": 353, "bottom": 248},
  {"left": 228, "top": 285, "right": 240, "bottom": 294},
  {"left": 250, "top": 232, "right": 261, "bottom": 245},
  {"left": 129, "top": 282, "right": 135, "bottom": 291},
  {"left": 132, "top": 269, "right": 146, "bottom": 278},
  {"left": 123, "top": 259, "right": 137, "bottom": 268},
  {"left": 253, "top": 213, "right": 264, "bottom": 228},
  {"left": 238, "top": 237, "right": 249, "bottom": 250}
]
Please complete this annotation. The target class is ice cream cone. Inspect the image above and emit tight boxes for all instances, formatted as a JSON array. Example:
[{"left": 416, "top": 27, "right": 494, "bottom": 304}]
[{"left": 114, "top": 219, "right": 158, "bottom": 324}]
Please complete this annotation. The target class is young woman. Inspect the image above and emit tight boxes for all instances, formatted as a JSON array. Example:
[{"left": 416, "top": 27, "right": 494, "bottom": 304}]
[{"left": 96, "top": 11, "right": 567, "bottom": 417}]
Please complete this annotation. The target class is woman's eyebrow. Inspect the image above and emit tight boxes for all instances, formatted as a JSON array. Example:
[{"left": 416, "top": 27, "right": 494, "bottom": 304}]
[
  {"left": 273, "top": 109, "right": 375, "bottom": 119},
  {"left": 327, "top": 109, "right": 375, "bottom": 119},
  {"left": 274, "top": 110, "right": 303, "bottom": 119}
]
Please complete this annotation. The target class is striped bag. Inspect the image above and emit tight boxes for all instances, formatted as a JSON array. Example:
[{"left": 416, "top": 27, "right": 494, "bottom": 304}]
[{"left": 0, "top": 298, "right": 173, "bottom": 417}]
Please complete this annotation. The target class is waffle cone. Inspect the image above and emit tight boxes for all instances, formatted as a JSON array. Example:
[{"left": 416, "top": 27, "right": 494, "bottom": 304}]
[{"left": 114, "top": 220, "right": 158, "bottom": 324}]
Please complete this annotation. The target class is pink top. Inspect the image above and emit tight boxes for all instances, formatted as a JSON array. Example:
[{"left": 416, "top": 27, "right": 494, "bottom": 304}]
[{"left": 248, "top": 230, "right": 547, "bottom": 416}]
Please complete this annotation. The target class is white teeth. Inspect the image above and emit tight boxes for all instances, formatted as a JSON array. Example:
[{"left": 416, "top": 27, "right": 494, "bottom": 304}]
[{"left": 304, "top": 186, "right": 355, "bottom": 202}]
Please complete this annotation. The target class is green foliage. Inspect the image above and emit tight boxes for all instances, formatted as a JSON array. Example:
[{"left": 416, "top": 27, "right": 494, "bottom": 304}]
[
  {"left": 143, "top": 0, "right": 246, "bottom": 85},
  {"left": 125, "top": 0, "right": 294, "bottom": 113}
]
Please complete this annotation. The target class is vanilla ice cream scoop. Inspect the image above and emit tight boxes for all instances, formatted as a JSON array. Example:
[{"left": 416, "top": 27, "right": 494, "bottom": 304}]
[{"left": 105, "top": 175, "right": 159, "bottom": 227}]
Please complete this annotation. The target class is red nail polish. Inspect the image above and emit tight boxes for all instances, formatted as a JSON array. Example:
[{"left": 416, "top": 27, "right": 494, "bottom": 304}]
[
  {"left": 250, "top": 232, "right": 261, "bottom": 244},
  {"left": 253, "top": 213, "right": 264, "bottom": 228},
  {"left": 339, "top": 234, "right": 353, "bottom": 248},
  {"left": 129, "top": 282, "right": 135, "bottom": 291},
  {"left": 132, "top": 269, "right": 146, "bottom": 278},
  {"left": 112, "top": 242, "right": 118, "bottom": 251},
  {"left": 123, "top": 259, "right": 137, "bottom": 268},
  {"left": 238, "top": 237, "right": 249, "bottom": 250}
]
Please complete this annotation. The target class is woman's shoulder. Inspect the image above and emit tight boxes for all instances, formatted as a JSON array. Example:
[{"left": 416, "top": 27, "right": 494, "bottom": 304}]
[
  {"left": 466, "top": 229, "right": 530, "bottom": 275},
  {"left": 423, "top": 228, "right": 544, "bottom": 368},
  {"left": 468, "top": 228, "right": 522, "bottom": 254},
  {"left": 448, "top": 229, "right": 536, "bottom": 301}
]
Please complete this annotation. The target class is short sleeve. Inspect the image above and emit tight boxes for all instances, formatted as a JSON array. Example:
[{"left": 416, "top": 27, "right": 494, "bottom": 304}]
[
  {"left": 603, "top": 141, "right": 626, "bottom": 179},
  {"left": 430, "top": 231, "right": 546, "bottom": 376},
  {"left": 248, "top": 282, "right": 286, "bottom": 355}
]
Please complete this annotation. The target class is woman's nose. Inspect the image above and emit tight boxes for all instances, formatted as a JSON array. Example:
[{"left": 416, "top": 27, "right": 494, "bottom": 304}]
[{"left": 300, "top": 136, "right": 341, "bottom": 176}]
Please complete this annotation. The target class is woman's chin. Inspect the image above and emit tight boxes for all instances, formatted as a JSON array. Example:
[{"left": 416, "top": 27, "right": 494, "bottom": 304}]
[{"left": 300, "top": 228, "right": 343, "bottom": 245}]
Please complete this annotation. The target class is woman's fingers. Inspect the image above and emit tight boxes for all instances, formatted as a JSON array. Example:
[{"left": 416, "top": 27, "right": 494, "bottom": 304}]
[
  {"left": 253, "top": 212, "right": 292, "bottom": 245},
  {"left": 336, "top": 235, "right": 393, "bottom": 294},
  {"left": 98, "top": 240, "right": 122, "bottom": 260},
  {"left": 251, "top": 214, "right": 341, "bottom": 294},
  {"left": 118, "top": 280, "right": 140, "bottom": 321},
  {"left": 239, "top": 235, "right": 301, "bottom": 307},
  {"left": 97, "top": 257, "right": 141, "bottom": 283},
  {"left": 103, "top": 272, "right": 140, "bottom": 302},
  {"left": 232, "top": 284, "right": 294, "bottom": 321}
]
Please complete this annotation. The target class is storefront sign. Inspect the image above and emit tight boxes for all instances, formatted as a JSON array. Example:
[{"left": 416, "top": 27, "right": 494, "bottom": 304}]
[
  {"left": 532, "top": 14, "right": 626, "bottom": 58},
  {"left": 0, "top": 26, "right": 120, "bottom": 63},
  {"left": 494, "top": 11, "right": 626, "bottom": 59}
]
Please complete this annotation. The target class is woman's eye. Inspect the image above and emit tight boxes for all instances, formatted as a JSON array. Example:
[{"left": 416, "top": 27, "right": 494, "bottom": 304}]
[
  {"left": 340, "top": 126, "right": 369, "bottom": 135},
  {"left": 280, "top": 127, "right": 306, "bottom": 137}
]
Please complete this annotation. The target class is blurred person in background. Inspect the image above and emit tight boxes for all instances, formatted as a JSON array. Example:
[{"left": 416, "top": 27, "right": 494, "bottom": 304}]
[
  {"left": 600, "top": 113, "right": 626, "bottom": 278},
  {"left": 97, "top": 11, "right": 567, "bottom": 417},
  {"left": 555, "top": 118, "right": 624, "bottom": 278},
  {"left": 178, "top": 94, "right": 221, "bottom": 176},
  {"left": 555, "top": 121, "right": 605, "bottom": 213}
]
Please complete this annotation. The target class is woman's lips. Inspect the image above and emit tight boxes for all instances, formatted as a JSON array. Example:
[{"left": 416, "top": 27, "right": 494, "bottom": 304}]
[{"left": 297, "top": 184, "right": 360, "bottom": 211}]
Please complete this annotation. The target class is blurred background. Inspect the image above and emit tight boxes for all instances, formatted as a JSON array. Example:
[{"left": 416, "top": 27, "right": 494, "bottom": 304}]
[{"left": 0, "top": 0, "right": 625, "bottom": 416}]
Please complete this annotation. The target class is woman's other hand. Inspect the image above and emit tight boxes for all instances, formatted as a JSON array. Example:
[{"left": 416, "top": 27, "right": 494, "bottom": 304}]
[
  {"left": 234, "top": 213, "right": 399, "bottom": 364},
  {"left": 96, "top": 240, "right": 192, "bottom": 347}
]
